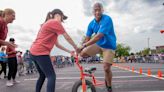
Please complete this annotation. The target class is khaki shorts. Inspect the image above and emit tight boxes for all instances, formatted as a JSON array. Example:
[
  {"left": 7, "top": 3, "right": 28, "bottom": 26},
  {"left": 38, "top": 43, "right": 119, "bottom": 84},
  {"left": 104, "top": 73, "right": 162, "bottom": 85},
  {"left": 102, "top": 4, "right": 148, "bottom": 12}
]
[{"left": 82, "top": 44, "right": 115, "bottom": 64}]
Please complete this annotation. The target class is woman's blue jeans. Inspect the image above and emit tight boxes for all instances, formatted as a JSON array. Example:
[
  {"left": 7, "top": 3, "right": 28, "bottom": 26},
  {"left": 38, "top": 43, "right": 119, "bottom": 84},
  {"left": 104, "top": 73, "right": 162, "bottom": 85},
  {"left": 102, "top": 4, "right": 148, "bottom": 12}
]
[{"left": 30, "top": 54, "right": 56, "bottom": 92}]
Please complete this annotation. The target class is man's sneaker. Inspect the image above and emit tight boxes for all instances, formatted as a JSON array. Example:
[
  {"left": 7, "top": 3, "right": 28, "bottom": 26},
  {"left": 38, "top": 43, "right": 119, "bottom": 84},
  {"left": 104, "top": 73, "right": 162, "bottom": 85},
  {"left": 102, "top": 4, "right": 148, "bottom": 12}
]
[
  {"left": 105, "top": 80, "right": 112, "bottom": 92},
  {"left": 106, "top": 88, "right": 112, "bottom": 92},
  {"left": 13, "top": 80, "right": 20, "bottom": 84},
  {"left": 6, "top": 81, "right": 13, "bottom": 87}
]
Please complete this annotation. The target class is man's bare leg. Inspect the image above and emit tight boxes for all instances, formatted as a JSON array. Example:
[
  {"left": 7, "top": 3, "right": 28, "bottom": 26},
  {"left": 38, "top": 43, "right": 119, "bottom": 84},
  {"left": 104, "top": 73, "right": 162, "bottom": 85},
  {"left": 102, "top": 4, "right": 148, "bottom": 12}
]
[
  {"left": 104, "top": 62, "right": 112, "bottom": 89},
  {"left": 80, "top": 51, "right": 90, "bottom": 57}
]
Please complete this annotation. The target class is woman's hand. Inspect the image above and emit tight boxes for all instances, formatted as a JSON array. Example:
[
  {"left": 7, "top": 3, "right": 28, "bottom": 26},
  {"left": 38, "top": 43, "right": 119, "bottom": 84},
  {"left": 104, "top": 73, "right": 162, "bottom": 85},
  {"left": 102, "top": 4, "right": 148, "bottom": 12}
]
[
  {"left": 7, "top": 42, "right": 18, "bottom": 48},
  {"left": 75, "top": 48, "right": 82, "bottom": 54}
]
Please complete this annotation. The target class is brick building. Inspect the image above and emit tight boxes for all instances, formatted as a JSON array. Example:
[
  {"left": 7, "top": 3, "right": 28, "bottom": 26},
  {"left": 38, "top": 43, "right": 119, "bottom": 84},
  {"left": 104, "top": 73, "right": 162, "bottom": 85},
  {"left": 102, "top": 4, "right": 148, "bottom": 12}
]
[{"left": 156, "top": 45, "right": 164, "bottom": 53}]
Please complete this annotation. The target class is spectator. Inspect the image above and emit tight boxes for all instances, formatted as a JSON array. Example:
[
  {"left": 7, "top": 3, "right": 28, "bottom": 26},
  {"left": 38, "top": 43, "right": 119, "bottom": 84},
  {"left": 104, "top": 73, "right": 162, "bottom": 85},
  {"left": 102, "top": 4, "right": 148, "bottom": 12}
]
[
  {"left": 0, "top": 8, "right": 16, "bottom": 48},
  {"left": 6, "top": 38, "right": 19, "bottom": 86},
  {"left": 0, "top": 46, "right": 7, "bottom": 78},
  {"left": 23, "top": 50, "right": 34, "bottom": 74},
  {"left": 17, "top": 51, "right": 25, "bottom": 76}
]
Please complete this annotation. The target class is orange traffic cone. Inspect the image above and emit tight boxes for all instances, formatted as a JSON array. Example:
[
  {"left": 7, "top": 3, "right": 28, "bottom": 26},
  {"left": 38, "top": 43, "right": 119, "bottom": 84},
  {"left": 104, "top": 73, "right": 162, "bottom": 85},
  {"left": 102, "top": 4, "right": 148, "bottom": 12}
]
[
  {"left": 132, "top": 67, "right": 134, "bottom": 72},
  {"left": 147, "top": 68, "right": 151, "bottom": 76},
  {"left": 158, "top": 69, "right": 162, "bottom": 78},
  {"left": 139, "top": 67, "right": 142, "bottom": 74}
]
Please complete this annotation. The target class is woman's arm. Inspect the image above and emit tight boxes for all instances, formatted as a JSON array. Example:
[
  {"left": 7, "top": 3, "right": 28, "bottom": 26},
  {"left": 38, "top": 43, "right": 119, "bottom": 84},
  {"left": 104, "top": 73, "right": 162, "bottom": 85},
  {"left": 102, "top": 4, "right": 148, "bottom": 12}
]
[
  {"left": 0, "top": 40, "right": 17, "bottom": 48},
  {"left": 62, "top": 32, "right": 78, "bottom": 50},
  {"left": 56, "top": 40, "right": 72, "bottom": 53},
  {"left": 62, "top": 32, "right": 80, "bottom": 53}
]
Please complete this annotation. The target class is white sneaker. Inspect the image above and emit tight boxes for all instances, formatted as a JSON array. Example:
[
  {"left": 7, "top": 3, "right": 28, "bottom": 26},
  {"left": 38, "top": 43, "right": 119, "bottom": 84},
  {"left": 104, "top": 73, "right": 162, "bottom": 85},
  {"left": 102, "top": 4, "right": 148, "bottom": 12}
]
[
  {"left": 6, "top": 81, "right": 13, "bottom": 87},
  {"left": 13, "top": 80, "right": 20, "bottom": 84}
]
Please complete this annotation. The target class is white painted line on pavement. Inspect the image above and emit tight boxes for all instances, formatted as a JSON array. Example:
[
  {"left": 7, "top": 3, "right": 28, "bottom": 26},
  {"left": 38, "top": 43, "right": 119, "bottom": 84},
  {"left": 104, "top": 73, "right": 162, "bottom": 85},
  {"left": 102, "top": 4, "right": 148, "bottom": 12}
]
[
  {"left": 128, "top": 90, "right": 164, "bottom": 92},
  {"left": 56, "top": 83, "right": 70, "bottom": 89},
  {"left": 24, "top": 75, "right": 148, "bottom": 81},
  {"left": 113, "top": 79, "right": 158, "bottom": 83},
  {"left": 24, "top": 78, "right": 37, "bottom": 81},
  {"left": 24, "top": 77, "right": 158, "bottom": 84},
  {"left": 56, "top": 70, "right": 138, "bottom": 74}
]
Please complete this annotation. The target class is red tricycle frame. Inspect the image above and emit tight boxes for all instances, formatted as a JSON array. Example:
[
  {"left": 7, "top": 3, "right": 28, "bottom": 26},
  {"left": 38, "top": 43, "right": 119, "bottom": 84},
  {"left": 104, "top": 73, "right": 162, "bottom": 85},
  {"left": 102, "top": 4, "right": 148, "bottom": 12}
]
[{"left": 74, "top": 54, "right": 105, "bottom": 92}]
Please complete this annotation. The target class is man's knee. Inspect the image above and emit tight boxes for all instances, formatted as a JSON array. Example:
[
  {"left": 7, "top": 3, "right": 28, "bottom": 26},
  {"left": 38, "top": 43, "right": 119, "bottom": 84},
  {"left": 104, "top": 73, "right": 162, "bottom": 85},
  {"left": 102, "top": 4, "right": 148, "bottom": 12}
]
[
  {"left": 103, "top": 63, "right": 112, "bottom": 73},
  {"left": 80, "top": 51, "right": 89, "bottom": 57}
]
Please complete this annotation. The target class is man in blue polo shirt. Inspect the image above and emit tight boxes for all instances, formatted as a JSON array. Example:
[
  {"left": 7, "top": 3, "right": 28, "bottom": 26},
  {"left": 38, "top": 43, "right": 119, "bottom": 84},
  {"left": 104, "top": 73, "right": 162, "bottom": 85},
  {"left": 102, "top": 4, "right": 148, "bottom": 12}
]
[{"left": 79, "top": 2, "right": 116, "bottom": 92}]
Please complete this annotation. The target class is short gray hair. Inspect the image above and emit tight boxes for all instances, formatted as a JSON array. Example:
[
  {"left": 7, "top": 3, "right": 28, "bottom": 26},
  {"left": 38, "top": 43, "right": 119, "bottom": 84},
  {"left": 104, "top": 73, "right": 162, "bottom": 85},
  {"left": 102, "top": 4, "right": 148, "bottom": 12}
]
[{"left": 93, "top": 2, "right": 103, "bottom": 9}]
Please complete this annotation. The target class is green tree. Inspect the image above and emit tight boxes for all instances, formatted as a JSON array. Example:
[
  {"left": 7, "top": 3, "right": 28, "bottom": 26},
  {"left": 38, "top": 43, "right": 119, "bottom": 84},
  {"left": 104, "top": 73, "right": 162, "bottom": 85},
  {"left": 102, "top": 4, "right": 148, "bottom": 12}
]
[
  {"left": 159, "top": 49, "right": 164, "bottom": 53},
  {"left": 141, "top": 48, "right": 150, "bottom": 55},
  {"left": 115, "top": 43, "right": 131, "bottom": 57}
]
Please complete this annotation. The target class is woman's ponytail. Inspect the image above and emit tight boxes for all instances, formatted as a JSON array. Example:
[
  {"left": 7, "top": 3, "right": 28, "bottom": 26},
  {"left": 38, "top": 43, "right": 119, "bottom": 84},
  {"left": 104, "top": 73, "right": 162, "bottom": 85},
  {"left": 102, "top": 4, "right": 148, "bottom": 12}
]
[
  {"left": 0, "top": 10, "right": 3, "bottom": 17},
  {"left": 44, "top": 12, "right": 52, "bottom": 23}
]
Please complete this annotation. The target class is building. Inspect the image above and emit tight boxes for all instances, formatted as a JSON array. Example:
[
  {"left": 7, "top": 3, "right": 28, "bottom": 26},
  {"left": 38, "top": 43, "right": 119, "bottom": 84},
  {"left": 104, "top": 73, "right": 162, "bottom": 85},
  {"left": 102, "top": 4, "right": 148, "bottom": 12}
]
[{"left": 156, "top": 45, "right": 164, "bottom": 53}]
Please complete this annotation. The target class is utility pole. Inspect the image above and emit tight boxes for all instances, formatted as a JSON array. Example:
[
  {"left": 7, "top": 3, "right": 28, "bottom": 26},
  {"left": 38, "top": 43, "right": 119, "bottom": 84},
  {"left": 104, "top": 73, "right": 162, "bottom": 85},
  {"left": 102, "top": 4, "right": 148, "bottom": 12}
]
[
  {"left": 148, "top": 37, "right": 150, "bottom": 49},
  {"left": 147, "top": 37, "right": 150, "bottom": 54}
]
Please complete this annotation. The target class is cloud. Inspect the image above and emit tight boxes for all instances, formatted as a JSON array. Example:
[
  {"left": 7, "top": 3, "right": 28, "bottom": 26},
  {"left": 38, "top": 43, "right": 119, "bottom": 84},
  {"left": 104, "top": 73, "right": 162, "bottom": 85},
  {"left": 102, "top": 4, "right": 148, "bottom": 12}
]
[{"left": 6, "top": 25, "right": 37, "bottom": 52}]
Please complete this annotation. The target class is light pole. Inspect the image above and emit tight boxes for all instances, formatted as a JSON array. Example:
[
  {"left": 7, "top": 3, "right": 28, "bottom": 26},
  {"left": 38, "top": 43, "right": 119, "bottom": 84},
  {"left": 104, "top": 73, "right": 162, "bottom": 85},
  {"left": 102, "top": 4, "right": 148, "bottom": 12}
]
[
  {"left": 147, "top": 37, "right": 150, "bottom": 54},
  {"left": 148, "top": 37, "right": 150, "bottom": 49}
]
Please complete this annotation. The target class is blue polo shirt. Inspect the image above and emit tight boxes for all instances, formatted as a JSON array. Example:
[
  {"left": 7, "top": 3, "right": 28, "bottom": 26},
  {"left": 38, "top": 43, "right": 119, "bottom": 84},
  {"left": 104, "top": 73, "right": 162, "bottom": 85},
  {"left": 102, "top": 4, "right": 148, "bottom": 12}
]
[{"left": 86, "top": 14, "right": 116, "bottom": 50}]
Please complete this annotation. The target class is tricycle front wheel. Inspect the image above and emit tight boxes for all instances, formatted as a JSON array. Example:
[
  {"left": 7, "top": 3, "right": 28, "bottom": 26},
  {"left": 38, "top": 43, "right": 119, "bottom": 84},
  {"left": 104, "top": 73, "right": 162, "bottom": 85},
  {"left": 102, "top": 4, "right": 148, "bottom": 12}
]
[{"left": 72, "top": 79, "right": 96, "bottom": 92}]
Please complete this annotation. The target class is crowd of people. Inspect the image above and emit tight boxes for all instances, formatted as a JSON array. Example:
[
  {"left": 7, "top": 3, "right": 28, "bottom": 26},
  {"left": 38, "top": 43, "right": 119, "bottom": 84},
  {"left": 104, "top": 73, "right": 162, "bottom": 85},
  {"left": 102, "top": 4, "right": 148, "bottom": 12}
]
[
  {"left": 0, "top": 45, "right": 37, "bottom": 86},
  {"left": 115, "top": 54, "right": 164, "bottom": 63},
  {"left": 51, "top": 55, "right": 101, "bottom": 68}
]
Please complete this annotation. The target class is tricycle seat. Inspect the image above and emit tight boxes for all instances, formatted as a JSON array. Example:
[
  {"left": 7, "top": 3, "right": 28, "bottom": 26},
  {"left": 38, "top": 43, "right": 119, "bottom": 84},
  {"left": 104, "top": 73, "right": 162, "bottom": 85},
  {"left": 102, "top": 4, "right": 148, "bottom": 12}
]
[{"left": 84, "top": 66, "right": 97, "bottom": 74}]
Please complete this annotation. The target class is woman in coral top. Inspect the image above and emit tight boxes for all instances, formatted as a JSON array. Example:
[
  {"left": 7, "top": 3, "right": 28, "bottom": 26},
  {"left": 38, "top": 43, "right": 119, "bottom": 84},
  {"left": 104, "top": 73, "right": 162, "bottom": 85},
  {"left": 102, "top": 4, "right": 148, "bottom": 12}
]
[{"left": 30, "top": 9, "right": 79, "bottom": 92}]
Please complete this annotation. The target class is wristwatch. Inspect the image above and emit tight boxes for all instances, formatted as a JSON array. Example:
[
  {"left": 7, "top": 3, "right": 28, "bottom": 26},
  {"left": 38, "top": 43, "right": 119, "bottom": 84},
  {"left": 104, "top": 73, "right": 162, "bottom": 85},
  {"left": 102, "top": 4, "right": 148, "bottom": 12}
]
[
  {"left": 83, "top": 44, "right": 87, "bottom": 47},
  {"left": 82, "top": 44, "right": 87, "bottom": 49}
]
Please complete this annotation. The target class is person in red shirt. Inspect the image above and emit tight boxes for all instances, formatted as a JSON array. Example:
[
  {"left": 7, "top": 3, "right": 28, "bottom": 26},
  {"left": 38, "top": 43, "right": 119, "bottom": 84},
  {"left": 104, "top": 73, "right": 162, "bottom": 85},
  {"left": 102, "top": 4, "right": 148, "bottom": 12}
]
[
  {"left": 0, "top": 8, "right": 16, "bottom": 48},
  {"left": 30, "top": 9, "right": 79, "bottom": 92},
  {"left": 6, "top": 38, "right": 19, "bottom": 86}
]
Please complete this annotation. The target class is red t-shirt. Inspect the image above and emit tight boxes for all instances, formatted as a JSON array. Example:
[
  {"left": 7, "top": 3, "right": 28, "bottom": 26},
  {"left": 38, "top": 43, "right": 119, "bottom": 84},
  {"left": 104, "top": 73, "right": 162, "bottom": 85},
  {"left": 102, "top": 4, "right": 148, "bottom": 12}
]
[
  {"left": 0, "top": 17, "right": 8, "bottom": 40},
  {"left": 6, "top": 46, "right": 17, "bottom": 58},
  {"left": 30, "top": 19, "right": 65, "bottom": 55}
]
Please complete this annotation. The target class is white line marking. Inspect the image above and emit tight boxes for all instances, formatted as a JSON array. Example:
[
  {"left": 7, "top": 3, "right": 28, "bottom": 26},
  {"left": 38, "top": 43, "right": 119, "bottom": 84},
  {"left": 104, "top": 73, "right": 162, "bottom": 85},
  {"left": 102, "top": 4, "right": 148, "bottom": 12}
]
[
  {"left": 128, "top": 90, "right": 164, "bottom": 92},
  {"left": 24, "top": 78, "right": 158, "bottom": 84},
  {"left": 56, "top": 70, "right": 135, "bottom": 74},
  {"left": 24, "top": 75, "right": 148, "bottom": 81},
  {"left": 56, "top": 83, "right": 70, "bottom": 89}
]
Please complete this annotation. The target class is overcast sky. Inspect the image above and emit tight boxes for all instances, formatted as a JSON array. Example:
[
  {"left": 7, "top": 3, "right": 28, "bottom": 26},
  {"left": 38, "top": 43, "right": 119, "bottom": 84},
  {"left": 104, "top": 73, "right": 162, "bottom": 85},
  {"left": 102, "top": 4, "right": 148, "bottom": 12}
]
[{"left": 0, "top": 0, "right": 164, "bottom": 56}]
